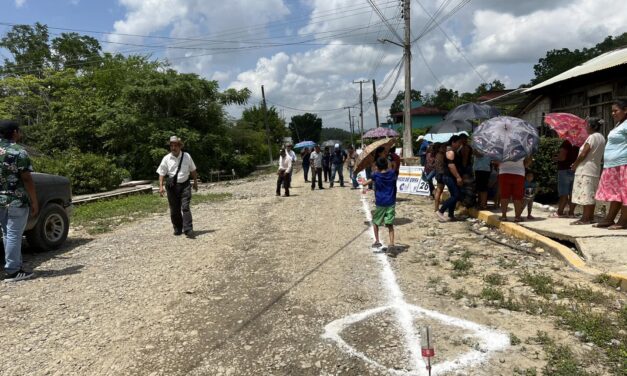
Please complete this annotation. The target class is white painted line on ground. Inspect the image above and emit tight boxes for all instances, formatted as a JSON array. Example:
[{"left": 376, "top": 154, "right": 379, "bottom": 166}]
[{"left": 322, "top": 192, "right": 510, "bottom": 375}]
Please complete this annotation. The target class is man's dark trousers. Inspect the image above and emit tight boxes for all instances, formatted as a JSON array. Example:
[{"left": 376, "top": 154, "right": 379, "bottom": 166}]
[
  {"left": 166, "top": 180, "right": 193, "bottom": 233},
  {"left": 276, "top": 173, "right": 291, "bottom": 196},
  {"left": 311, "top": 167, "right": 323, "bottom": 189}
]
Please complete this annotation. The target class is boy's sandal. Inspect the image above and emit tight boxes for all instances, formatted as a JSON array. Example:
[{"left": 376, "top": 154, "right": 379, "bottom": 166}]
[
  {"left": 570, "top": 220, "right": 592, "bottom": 225},
  {"left": 513, "top": 217, "right": 524, "bottom": 223},
  {"left": 607, "top": 224, "right": 627, "bottom": 230},
  {"left": 594, "top": 221, "right": 615, "bottom": 228}
]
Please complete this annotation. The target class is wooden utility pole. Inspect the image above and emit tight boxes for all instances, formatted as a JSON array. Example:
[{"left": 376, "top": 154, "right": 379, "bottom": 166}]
[
  {"left": 372, "top": 80, "right": 380, "bottom": 128},
  {"left": 261, "top": 85, "right": 273, "bottom": 164},
  {"left": 402, "top": 0, "right": 413, "bottom": 158},
  {"left": 353, "top": 79, "right": 370, "bottom": 148},
  {"left": 344, "top": 106, "right": 354, "bottom": 147}
]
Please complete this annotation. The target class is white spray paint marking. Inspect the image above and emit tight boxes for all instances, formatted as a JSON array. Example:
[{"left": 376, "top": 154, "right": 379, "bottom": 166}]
[{"left": 322, "top": 192, "right": 510, "bottom": 375}]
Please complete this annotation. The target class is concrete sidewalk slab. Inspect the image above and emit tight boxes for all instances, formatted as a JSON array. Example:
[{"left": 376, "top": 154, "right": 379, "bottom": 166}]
[{"left": 470, "top": 206, "right": 627, "bottom": 290}]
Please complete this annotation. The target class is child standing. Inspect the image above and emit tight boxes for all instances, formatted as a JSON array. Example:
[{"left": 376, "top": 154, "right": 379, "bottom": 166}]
[
  {"left": 523, "top": 171, "right": 537, "bottom": 220},
  {"left": 362, "top": 157, "right": 397, "bottom": 252}
]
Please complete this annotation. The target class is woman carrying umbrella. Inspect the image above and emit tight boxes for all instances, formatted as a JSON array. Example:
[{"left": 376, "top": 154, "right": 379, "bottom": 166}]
[
  {"left": 570, "top": 118, "right": 606, "bottom": 225},
  {"left": 594, "top": 100, "right": 627, "bottom": 229}
]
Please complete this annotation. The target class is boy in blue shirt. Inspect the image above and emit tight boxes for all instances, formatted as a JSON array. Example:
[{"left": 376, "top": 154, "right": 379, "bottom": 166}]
[{"left": 362, "top": 157, "right": 397, "bottom": 251}]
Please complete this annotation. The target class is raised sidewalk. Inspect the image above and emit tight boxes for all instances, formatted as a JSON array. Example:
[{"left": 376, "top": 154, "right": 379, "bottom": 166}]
[{"left": 470, "top": 205, "right": 627, "bottom": 289}]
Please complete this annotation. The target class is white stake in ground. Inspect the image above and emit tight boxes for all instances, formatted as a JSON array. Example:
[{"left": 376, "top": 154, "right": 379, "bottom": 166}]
[{"left": 322, "top": 193, "right": 510, "bottom": 375}]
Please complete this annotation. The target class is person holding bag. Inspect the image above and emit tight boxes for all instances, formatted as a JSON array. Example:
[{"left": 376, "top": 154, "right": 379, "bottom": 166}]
[{"left": 157, "top": 136, "right": 199, "bottom": 238}]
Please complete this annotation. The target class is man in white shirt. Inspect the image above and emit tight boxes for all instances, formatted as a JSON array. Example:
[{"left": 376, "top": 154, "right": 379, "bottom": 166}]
[
  {"left": 309, "top": 144, "right": 324, "bottom": 190},
  {"left": 277, "top": 148, "right": 293, "bottom": 196},
  {"left": 157, "top": 136, "right": 199, "bottom": 237},
  {"left": 285, "top": 144, "right": 297, "bottom": 188}
]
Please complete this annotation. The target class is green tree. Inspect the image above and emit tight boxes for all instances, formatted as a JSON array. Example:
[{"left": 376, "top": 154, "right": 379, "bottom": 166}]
[
  {"left": 0, "top": 22, "right": 51, "bottom": 77},
  {"left": 289, "top": 113, "right": 322, "bottom": 143},
  {"left": 424, "top": 87, "right": 459, "bottom": 110},
  {"left": 531, "top": 31, "right": 627, "bottom": 85},
  {"left": 320, "top": 127, "right": 353, "bottom": 145},
  {"left": 389, "top": 89, "right": 423, "bottom": 116},
  {"left": 50, "top": 32, "right": 102, "bottom": 70},
  {"left": 474, "top": 79, "right": 506, "bottom": 96},
  {"left": 238, "top": 104, "right": 287, "bottom": 160}
]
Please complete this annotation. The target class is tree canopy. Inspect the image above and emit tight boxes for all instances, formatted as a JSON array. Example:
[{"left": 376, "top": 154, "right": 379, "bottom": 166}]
[
  {"left": 531, "top": 32, "right": 627, "bottom": 84},
  {"left": 389, "top": 89, "right": 423, "bottom": 116},
  {"left": 0, "top": 23, "right": 262, "bottom": 192},
  {"left": 289, "top": 113, "right": 322, "bottom": 143}
]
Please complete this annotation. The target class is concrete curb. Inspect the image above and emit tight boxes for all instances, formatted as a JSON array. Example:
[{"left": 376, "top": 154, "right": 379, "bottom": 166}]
[{"left": 469, "top": 209, "right": 627, "bottom": 290}]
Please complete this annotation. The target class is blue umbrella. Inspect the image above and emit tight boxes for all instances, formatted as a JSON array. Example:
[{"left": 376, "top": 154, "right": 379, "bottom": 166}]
[
  {"left": 294, "top": 140, "right": 316, "bottom": 150},
  {"left": 472, "top": 116, "right": 539, "bottom": 162}
]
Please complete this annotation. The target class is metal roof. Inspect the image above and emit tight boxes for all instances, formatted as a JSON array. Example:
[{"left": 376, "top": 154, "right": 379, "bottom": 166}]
[{"left": 524, "top": 47, "right": 627, "bottom": 92}]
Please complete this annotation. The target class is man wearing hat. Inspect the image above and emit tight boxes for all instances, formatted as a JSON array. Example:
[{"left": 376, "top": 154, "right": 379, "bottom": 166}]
[
  {"left": 0, "top": 120, "right": 38, "bottom": 282},
  {"left": 157, "top": 136, "right": 199, "bottom": 238}
]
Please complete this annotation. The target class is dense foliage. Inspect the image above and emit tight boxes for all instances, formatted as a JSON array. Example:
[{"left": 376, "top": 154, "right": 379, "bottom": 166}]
[
  {"left": 0, "top": 23, "right": 271, "bottom": 192},
  {"left": 289, "top": 113, "right": 322, "bottom": 143},
  {"left": 531, "top": 33, "right": 627, "bottom": 85},
  {"left": 320, "top": 127, "right": 354, "bottom": 145},
  {"left": 530, "top": 137, "right": 562, "bottom": 201}
]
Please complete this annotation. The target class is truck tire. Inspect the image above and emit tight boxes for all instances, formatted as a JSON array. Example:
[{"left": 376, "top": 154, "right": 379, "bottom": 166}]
[{"left": 25, "top": 203, "right": 69, "bottom": 251}]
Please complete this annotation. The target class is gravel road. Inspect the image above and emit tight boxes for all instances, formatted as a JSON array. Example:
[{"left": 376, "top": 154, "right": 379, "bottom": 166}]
[{"left": 1, "top": 170, "right": 623, "bottom": 375}]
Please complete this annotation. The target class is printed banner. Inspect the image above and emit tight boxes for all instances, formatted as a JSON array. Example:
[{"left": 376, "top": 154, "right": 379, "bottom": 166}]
[{"left": 397, "top": 166, "right": 430, "bottom": 196}]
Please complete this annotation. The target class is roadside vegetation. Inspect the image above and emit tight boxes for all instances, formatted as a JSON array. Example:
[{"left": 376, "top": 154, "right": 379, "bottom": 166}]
[{"left": 73, "top": 192, "right": 231, "bottom": 234}]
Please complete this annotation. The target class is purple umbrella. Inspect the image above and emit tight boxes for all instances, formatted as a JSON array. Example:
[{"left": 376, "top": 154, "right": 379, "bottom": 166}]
[
  {"left": 363, "top": 127, "right": 399, "bottom": 139},
  {"left": 473, "top": 116, "right": 539, "bottom": 162}
]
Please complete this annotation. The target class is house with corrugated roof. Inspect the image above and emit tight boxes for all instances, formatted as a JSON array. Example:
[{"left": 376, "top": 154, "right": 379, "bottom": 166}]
[{"left": 483, "top": 47, "right": 627, "bottom": 137}]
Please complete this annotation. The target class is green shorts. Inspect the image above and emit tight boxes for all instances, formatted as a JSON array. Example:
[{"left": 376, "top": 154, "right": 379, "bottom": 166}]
[{"left": 372, "top": 205, "right": 395, "bottom": 226}]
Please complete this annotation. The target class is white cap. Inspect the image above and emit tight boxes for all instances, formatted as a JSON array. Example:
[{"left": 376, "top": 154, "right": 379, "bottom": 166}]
[
  {"left": 334, "top": 143, "right": 339, "bottom": 148},
  {"left": 169, "top": 135, "right": 182, "bottom": 144},
  {"left": 416, "top": 135, "right": 424, "bottom": 141}
]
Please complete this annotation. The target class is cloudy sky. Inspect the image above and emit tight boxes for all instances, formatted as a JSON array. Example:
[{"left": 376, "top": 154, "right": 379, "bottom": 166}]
[{"left": 2, "top": 0, "right": 625, "bottom": 132}]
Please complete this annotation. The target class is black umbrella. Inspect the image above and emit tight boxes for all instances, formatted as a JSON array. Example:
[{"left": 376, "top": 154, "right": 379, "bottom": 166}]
[
  {"left": 445, "top": 103, "right": 500, "bottom": 121},
  {"left": 429, "top": 119, "right": 472, "bottom": 134}
]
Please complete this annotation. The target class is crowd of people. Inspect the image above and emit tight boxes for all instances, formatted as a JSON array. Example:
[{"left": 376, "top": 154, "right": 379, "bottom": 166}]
[
  {"left": 276, "top": 99, "right": 627, "bottom": 233},
  {"left": 420, "top": 99, "right": 627, "bottom": 228}
]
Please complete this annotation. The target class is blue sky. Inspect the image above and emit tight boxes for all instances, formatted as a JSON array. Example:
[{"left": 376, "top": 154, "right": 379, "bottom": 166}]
[{"left": 1, "top": 0, "right": 625, "bottom": 131}]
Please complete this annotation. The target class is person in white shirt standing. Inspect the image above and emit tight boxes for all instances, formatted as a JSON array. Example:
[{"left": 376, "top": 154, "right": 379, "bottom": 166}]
[
  {"left": 285, "top": 144, "right": 297, "bottom": 189},
  {"left": 277, "top": 149, "right": 293, "bottom": 197},
  {"left": 309, "top": 144, "right": 324, "bottom": 190},
  {"left": 157, "top": 136, "right": 199, "bottom": 238}
]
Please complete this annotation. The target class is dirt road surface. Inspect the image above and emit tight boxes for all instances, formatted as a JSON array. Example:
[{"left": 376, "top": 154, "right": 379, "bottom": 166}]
[{"left": 1, "top": 171, "right": 624, "bottom": 375}]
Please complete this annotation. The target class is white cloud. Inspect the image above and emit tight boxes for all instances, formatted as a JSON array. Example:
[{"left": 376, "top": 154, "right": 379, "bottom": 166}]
[
  {"left": 15, "top": 0, "right": 26, "bottom": 7},
  {"left": 469, "top": 0, "right": 625, "bottom": 63}
]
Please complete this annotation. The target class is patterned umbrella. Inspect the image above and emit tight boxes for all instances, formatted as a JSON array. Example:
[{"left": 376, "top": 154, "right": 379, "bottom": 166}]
[
  {"left": 363, "top": 127, "right": 399, "bottom": 139},
  {"left": 294, "top": 140, "right": 316, "bottom": 150},
  {"left": 445, "top": 103, "right": 500, "bottom": 121},
  {"left": 354, "top": 138, "right": 396, "bottom": 174},
  {"left": 473, "top": 116, "right": 539, "bottom": 162},
  {"left": 544, "top": 113, "right": 588, "bottom": 147}
]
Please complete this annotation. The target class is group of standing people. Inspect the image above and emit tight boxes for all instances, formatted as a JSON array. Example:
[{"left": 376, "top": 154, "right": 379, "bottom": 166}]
[
  {"left": 295, "top": 144, "right": 360, "bottom": 191},
  {"left": 420, "top": 99, "right": 627, "bottom": 228}
]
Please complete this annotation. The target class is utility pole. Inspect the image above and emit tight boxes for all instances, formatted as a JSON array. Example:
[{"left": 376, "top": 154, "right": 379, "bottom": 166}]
[
  {"left": 377, "top": 0, "right": 413, "bottom": 158},
  {"left": 372, "top": 80, "right": 380, "bottom": 129},
  {"left": 344, "top": 106, "right": 354, "bottom": 147},
  {"left": 353, "top": 79, "right": 370, "bottom": 148},
  {"left": 351, "top": 115, "right": 357, "bottom": 147},
  {"left": 402, "top": 0, "right": 413, "bottom": 158},
  {"left": 261, "top": 85, "right": 273, "bottom": 164}
]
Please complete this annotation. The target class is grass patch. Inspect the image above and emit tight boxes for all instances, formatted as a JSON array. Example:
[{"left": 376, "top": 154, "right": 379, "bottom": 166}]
[
  {"left": 530, "top": 331, "right": 594, "bottom": 376},
  {"left": 484, "top": 273, "right": 506, "bottom": 286},
  {"left": 73, "top": 192, "right": 231, "bottom": 234},
  {"left": 558, "top": 285, "right": 609, "bottom": 305},
  {"left": 452, "top": 288, "right": 467, "bottom": 300},
  {"left": 481, "top": 287, "right": 504, "bottom": 302},
  {"left": 451, "top": 251, "right": 473, "bottom": 276},
  {"left": 510, "top": 333, "right": 521, "bottom": 346},
  {"left": 519, "top": 272, "right": 555, "bottom": 297}
]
